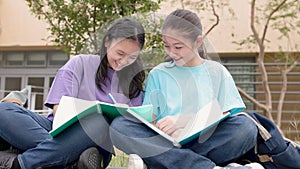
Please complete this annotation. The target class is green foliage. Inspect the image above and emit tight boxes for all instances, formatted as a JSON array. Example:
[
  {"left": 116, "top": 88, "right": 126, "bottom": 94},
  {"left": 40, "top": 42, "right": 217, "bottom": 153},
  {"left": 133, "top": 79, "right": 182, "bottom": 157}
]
[
  {"left": 134, "top": 13, "right": 167, "bottom": 69},
  {"left": 236, "top": 0, "right": 300, "bottom": 51},
  {"left": 26, "top": 0, "right": 161, "bottom": 55},
  {"left": 270, "top": 0, "right": 300, "bottom": 40},
  {"left": 171, "top": 0, "right": 234, "bottom": 35}
]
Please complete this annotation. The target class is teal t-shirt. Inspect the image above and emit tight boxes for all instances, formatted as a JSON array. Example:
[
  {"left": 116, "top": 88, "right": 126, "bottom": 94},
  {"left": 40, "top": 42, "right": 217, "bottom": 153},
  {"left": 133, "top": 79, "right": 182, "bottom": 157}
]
[{"left": 142, "top": 60, "right": 245, "bottom": 121}]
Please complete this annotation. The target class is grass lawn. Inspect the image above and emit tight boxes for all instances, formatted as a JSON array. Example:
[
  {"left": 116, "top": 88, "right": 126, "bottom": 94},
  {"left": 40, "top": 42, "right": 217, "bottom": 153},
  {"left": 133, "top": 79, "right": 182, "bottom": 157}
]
[{"left": 108, "top": 148, "right": 128, "bottom": 167}]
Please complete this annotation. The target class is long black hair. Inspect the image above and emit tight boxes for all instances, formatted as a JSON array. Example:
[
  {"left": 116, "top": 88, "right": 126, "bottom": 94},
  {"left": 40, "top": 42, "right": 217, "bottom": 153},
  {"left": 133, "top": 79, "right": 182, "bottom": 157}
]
[{"left": 95, "top": 17, "right": 145, "bottom": 99}]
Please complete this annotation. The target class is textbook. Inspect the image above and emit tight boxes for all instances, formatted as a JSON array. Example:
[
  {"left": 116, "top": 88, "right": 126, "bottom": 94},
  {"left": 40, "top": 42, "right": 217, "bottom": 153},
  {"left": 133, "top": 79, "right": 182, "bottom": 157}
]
[
  {"left": 127, "top": 99, "right": 230, "bottom": 147},
  {"left": 50, "top": 96, "right": 153, "bottom": 137}
]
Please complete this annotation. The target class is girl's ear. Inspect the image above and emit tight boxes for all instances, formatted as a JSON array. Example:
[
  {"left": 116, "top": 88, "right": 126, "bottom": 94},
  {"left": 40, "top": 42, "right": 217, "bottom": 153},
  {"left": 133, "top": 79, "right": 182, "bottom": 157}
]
[{"left": 195, "top": 35, "right": 203, "bottom": 48}]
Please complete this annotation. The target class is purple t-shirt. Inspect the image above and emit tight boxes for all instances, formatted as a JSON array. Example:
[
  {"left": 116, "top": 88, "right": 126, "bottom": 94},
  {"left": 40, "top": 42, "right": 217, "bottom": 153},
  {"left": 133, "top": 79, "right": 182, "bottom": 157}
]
[{"left": 45, "top": 55, "right": 143, "bottom": 120}]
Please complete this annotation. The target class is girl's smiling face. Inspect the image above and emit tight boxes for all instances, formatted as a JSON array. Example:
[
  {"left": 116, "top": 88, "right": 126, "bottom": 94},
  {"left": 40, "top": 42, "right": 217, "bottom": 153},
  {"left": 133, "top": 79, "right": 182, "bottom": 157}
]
[
  {"left": 162, "top": 29, "right": 203, "bottom": 67},
  {"left": 106, "top": 38, "right": 141, "bottom": 71}
]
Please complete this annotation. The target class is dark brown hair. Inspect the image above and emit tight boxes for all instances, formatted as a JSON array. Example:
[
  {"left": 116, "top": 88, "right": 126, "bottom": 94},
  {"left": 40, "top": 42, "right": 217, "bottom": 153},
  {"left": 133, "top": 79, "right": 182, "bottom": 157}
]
[{"left": 95, "top": 17, "right": 145, "bottom": 99}]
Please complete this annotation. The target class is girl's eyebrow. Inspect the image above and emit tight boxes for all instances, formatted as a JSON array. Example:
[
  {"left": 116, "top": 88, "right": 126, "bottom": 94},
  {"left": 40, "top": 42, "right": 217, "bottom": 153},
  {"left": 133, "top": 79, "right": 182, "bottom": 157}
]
[
  {"left": 163, "top": 40, "right": 183, "bottom": 45},
  {"left": 117, "top": 49, "right": 139, "bottom": 57},
  {"left": 117, "top": 49, "right": 126, "bottom": 54},
  {"left": 173, "top": 42, "right": 184, "bottom": 45}
]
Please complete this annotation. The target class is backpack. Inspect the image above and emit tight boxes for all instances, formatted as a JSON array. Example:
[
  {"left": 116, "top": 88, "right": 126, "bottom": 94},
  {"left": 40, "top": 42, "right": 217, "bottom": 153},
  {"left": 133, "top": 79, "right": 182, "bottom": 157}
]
[{"left": 237, "top": 112, "right": 300, "bottom": 169}]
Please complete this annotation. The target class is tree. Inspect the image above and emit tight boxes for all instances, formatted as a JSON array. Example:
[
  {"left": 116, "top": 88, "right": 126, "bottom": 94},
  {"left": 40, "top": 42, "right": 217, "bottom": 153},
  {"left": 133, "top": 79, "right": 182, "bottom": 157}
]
[
  {"left": 170, "top": 0, "right": 233, "bottom": 38},
  {"left": 25, "top": 0, "right": 161, "bottom": 55},
  {"left": 134, "top": 12, "right": 166, "bottom": 69},
  {"left": 235, "top": 0, "right": 300, "bottom": 128}
]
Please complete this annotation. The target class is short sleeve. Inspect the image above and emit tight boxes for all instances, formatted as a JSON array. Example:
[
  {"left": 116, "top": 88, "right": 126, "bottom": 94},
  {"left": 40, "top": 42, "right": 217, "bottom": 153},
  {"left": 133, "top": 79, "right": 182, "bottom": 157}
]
[
  {"left": 45, "top": 56, "right": 83, "bottom": 109},
  {"left": 142, "top": 71, "right": 166, "bottom": 117},
  {"left": 218, "top": 75, "right": 246, "bottom": 115}
]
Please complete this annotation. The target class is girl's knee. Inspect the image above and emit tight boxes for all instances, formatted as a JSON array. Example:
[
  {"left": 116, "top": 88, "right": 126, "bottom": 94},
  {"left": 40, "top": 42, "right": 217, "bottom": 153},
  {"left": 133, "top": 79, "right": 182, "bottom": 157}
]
[
  {"left": 110, "top": 116, "right": 128, "bottom": 131},
  {"left": 238, "top": 115, "right": 257, "bottom": 130},
  {"left": 111, "top": 115, "right": 140, "bottom": 131},
  {"left": 231, "top": 115, "right": 258, "bottom": 141}
]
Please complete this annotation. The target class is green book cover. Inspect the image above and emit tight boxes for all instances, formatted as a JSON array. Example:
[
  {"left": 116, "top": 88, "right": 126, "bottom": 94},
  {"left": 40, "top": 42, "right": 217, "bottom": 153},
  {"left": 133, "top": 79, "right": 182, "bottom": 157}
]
[
  {"left": 50, "top": 96, "right": 153, "bottom": 137},
  {"left": 100, "top": 102, "right": 153, "bottom": 121}
]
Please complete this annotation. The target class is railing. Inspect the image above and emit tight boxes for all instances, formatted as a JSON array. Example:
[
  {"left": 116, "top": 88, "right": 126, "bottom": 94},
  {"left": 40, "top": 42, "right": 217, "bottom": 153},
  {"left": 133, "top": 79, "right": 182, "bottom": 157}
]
[
  {"left": 0, "top": 85, "right": 52, "bottom": 117},
  {"left": 223, "top": 61, "right": 300, "bottom": 140}
]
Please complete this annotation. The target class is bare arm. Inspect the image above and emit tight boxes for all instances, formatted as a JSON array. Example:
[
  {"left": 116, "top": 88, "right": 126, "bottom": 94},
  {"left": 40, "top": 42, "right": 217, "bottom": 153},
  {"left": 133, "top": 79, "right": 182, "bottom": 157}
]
[{"left": 52, "top": 104, "right": 59, "bottom": 116}]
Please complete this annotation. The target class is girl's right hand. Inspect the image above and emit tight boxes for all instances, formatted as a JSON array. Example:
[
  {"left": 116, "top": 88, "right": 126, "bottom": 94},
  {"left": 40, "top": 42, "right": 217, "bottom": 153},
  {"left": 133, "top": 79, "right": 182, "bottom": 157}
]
[
  {"left": 155, "top": 115, "right": 188, "bottom": 137},
  {"left": 156, "top": 114, "right": 192, "bottom": 138},
  {"left": 155, "top": 115, "right": 179, "bottom": 135}
]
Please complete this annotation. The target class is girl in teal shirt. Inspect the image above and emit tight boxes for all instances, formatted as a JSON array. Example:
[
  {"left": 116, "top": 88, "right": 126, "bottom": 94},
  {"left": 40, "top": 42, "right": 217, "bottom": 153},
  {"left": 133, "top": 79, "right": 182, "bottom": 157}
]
[{"left": 110, "top": 9, "right": 261, "bottom": 169}]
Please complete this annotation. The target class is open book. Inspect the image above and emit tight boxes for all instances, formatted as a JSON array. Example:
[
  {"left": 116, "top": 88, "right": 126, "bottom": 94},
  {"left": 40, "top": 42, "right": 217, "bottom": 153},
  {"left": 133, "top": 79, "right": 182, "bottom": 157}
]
[
  {"left": 127, "top": 99, "right": 230, "bottom": 147},
  {"left": 50, "top": 96, "right": 153, "bottom": 137}
]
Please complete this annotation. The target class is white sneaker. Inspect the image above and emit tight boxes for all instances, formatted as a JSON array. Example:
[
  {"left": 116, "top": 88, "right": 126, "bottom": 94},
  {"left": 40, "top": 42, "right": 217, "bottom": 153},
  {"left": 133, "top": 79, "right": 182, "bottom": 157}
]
[
  {"left": 214, "top": 162, "right": 264, "bottom": 169},
  {"left": 244, "top": 162, "right": 264, "bottom": 169},
  {"left": 128, "top": 154, "right": 147, "bottom": 169},
  {"left": 226, "top": 163, "right": 243, "bottom": 167}
]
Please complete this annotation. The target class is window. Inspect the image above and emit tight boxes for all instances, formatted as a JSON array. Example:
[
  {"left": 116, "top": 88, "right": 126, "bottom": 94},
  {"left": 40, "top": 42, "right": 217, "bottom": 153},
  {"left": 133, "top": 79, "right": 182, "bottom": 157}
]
[
  {"left": 4, "top": 77, "right": 22, "bottom": 96},
  {"left": 48, "top": 51, "right": 68, "bottom": 66},
  {"left": 0, "top": 49, "right": 68, "bottom": 114},
  {"left": 26, "top": 52, "right": 46, "bottom": 66},
  {"left": 49, "top": 77, "right": 55, "bottom": 88},
  {"left": 5, "top": 52, "right": 24, "bottom": 66},
  {"left": 28, "top": 77, "right": 45, "bottom": 110},
  {"left": 0, "top": 50, "right": 69, "bottom": 68}
]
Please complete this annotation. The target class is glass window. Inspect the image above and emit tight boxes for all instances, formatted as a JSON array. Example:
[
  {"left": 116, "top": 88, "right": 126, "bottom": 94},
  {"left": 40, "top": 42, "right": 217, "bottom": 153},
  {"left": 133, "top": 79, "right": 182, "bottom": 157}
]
[
  {"left": 48, "top": 51, "right": 69, "bottom": 66},
  {"left": 28, "top": 77, "right": 45, "bottom": 110},
  {"left": 4, "top": 77, "right": 22, "bottom": 96},
  {"left": 5, "top": 52, "right": 25, "bottom": 66},
  {"left": 26, "top": 52, "right": 46, "bottom": 66},
  {"left": 49, "top": 77, "right": 55, "bottom": 88}
]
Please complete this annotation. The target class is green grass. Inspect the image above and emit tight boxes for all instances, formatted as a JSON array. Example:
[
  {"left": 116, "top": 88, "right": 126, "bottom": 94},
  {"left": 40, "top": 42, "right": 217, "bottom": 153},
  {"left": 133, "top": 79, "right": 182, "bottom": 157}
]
[{"left": 108, "top": 148, "right": 128, "bottom": 167}]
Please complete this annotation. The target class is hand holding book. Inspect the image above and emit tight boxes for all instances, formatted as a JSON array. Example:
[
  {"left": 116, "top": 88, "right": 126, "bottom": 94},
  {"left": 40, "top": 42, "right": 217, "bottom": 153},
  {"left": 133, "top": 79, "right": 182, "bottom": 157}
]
[
  {"left": 155, "top": 115, "right": 190, "bottom": 138},
  {"left": 127, "top": 99, "right": 230, "bottom": 147}
]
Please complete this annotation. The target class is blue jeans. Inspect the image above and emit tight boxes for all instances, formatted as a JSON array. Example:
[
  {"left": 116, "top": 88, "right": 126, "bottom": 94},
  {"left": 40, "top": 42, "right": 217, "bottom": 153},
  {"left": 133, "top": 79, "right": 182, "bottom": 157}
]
[
  {"left": 110, "top": 114, "right": 258, "bottom": 169},
  {"left": 0, "top": 102, "right": 112, "bottom": 169}
]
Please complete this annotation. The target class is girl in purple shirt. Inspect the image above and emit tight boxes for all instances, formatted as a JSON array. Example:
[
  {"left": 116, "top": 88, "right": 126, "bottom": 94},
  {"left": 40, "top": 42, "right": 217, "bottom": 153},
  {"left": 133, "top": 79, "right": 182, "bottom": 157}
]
[{"left": 0, "top": 17, "right": 145, "bottom": 169}]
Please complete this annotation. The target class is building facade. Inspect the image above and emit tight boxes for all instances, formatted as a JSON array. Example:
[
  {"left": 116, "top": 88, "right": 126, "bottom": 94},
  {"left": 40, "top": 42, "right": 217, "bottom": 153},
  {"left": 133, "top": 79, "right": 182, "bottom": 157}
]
[{"left": 0, "top": 0, "right": 69, "bottom": 113}]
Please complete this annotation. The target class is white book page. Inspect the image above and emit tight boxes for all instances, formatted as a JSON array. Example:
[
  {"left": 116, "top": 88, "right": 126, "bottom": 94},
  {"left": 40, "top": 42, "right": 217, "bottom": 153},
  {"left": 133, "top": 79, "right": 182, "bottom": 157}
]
[
  {"left": 52, "top": 96, "right": 97, "bottom": 131},
  {"left": 176, "top": 99, "right": 224, "bottom": 142},
  {"left": 126, "top": 109, "right": 175, "bottom": 143}
]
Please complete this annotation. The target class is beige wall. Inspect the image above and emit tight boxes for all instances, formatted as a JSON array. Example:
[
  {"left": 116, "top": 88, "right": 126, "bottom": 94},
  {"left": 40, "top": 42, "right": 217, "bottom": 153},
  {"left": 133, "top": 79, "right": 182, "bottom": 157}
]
[
  {"left": 0, "top": 0, "right": 299, "bottom": 53},
  {"left": 0, "top": 0, "right": 51, "bottom": 47},
  {"left": 158, "top": 0, "right": 300, "bottom": 53}
]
